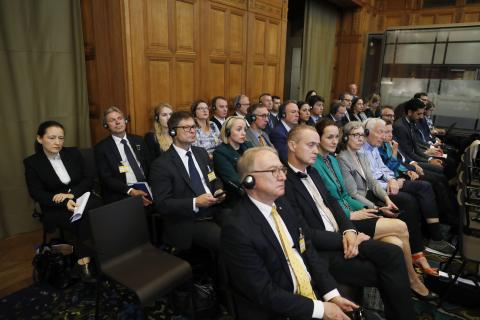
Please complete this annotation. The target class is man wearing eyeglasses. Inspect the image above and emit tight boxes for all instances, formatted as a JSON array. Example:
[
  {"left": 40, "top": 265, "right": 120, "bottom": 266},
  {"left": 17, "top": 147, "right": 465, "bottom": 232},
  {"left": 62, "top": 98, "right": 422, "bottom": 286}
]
[
  {"left": 246, "top": 104, "right": 273, "bottom": 147},
  {"left": 222, "top": 146, "right": 359, "bottom": 320},
  {"left": 233, "top": 94, "right": 250, "bottom": 118},
  {"left": 149, "top": 111, "right": 226, "bottom": 252}
]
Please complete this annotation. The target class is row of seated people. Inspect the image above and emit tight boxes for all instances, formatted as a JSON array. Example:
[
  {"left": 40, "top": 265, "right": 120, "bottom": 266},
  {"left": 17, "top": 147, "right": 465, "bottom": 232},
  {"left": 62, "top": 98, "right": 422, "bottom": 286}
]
[{"left": 23, "top": 92, "right": 460, "bottom": 318}]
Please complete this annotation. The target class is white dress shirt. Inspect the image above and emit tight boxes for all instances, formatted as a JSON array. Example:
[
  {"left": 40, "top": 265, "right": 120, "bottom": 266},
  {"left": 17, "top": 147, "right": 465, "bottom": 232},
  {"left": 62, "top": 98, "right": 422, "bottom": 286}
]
[
  {"left": 46, "top": 152, "right": 71, "bottom": 185},
  {"left": 173, "top": 144, "right": 212, "bottom": 211},
  {"left": 111, "top": 134, "right": 142, "bottom": 186},
  {"left": 249, "top": 196, "right": 340, "bottom": 319}
]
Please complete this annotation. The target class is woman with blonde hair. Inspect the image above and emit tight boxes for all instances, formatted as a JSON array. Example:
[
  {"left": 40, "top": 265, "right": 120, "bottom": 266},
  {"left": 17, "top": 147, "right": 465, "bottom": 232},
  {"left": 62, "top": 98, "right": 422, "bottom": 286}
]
[{"left": 144, "top": 103, "right": 173, "bottom": 159}]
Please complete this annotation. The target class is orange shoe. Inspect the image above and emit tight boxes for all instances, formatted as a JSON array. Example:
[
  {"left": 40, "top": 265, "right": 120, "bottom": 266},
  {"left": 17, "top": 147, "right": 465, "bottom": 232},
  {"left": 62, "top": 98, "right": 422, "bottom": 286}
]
[{"left": 412, "top": 252, "right": 439, "bottom": 277}]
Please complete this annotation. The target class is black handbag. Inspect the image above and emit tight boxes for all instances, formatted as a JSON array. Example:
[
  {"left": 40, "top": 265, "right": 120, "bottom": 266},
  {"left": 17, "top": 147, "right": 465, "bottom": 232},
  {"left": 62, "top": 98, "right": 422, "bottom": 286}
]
[{"left": 32, "top": 240, "right": 74, "bottom": 289}]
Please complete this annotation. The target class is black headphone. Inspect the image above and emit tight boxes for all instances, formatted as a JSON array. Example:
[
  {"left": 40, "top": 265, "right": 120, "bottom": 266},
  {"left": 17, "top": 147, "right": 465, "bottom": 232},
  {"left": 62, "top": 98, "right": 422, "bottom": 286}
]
[
  {"left": 245, "top": 113, "right": 257, "bottom": 124},
  {"left": 154, "top": 112, "right": 160, "bottom": 123},
  {"left": 363, "top": 118, "right": 372, "bottom": 137},
  {"left": 342, "top": 134, "right": 349, "bottom": 143},
  {"left": 168, "top": 127, "right": 177, "bottom": 137},
  {"left": 242, "top": 175, "right": 256, "bottom": 189},
  {"left": 224, "top": 116, "right": 245, "bottom": 137},
  {"left": 103, "top": 116, "right": 129, "bottom": 129}
]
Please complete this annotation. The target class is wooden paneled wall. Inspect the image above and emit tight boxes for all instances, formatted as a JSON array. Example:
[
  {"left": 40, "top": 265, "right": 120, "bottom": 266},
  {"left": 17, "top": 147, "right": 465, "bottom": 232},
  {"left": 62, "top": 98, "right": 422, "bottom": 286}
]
[
  {"left": 82, "top": 0, "right": 288, "bottom": 143},
  {"left": 332, "top": 0, "right": 480, "bottom": 99}
]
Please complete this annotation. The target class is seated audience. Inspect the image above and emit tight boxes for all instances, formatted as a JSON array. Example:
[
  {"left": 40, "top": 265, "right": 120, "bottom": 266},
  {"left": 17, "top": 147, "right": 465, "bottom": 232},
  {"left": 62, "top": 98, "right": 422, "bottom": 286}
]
[
  {"left": 95, "top": 106, "right": 151, "bottom": 205},
  {"left": 328, "top": 101, "right": 347, "bottom": 125},
  {"left": 286, "top": 124, "right": 432, "bottom": 302},
  {"left": 348, "top": 83, "right": 358, "bottom": 99},
  {"left": 191, "top": 99, "right": 221, "bottom": 157},
  {"left": 271, "top": 95, "right": 281, "bottom": 120},
  {"left": 210, "top": 96, "right": 229, "bottom": 132},
  {"left": 269, "top": 100, "right": 299, "bottom": 163},
  {"left": 307, "top": 95, "right": 325, "bottom": 124},
  {"left": 24, "top": 121, "right": 101, "bottom": 282},
  {"left": 337, "top": 121, "right": 439, "bottom": 276},
  {"left": 144, "top": 103, "right": 173, "bottom": 159},
  {"left": 233, "top": 94, "right": 250, "bottom": 118},
  {"left": 365, "top": 94, "right": 381, "bottom": 118},
  {"left": 393, "top": 98, "right": 447, "bottom": 174},
  {"left": 259, "top": 92, "right": 277, "bottom": 131},
  {"left": 213, "top": 116, "right": 253, "bottom": 207},
  {"left": 245, "top": 104, "right": 273, "bottom": 147},
  {"left": 149, "top": 111, "right": 226, "bottom": 251},
  {"left": 297, "top": 100, "right": 312, "bottom": 125},
  {"left": 222, "top": 146, "right": 369, "bottom": 320},
  {"left": 380, "top": 122, "right": 459, "bottom": 229},
  {"left": 339, "top": 93, "right": 353, "bottom": 122},
  {"left": 380, "top": 105, "right": 395, "bottom": 123},
  {"left": 348, "top": 97, "right": 368, "bottom": 122},
  {"left": 305, "top": 89, "right": 317, "bottom": 102}
]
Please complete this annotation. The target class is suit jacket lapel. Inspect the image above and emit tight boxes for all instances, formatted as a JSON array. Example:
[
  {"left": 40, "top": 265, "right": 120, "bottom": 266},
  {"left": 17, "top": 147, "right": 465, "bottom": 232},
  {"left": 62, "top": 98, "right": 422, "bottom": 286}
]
[
  {"left": 168, "top": 147, "right": 194, "bottom": 191},
  {"left": 245, "top": 198, "right": 292, "bottom": 282}
]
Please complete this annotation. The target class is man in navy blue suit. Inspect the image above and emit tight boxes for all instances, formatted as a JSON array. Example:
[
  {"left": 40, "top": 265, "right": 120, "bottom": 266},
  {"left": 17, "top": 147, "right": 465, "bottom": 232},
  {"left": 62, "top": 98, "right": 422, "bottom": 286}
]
[{"left": 269, "top": 100, "right": 299, "bottom": 163}]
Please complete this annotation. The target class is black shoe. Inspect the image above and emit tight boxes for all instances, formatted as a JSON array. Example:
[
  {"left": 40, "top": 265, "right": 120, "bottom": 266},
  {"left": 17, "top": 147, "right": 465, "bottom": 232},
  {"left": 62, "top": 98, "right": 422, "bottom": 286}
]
[
  {"left": 79, "top": 263, "right": 97, "bottom": 284},
  {"left": 411, "top": 289, "right": 438, "bottom": 302}
]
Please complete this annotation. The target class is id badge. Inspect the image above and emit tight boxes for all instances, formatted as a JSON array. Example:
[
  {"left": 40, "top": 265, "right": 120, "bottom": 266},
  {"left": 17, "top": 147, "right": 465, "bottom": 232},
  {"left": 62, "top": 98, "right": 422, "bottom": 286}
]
[
  {"left": 207, "top": 171, "right": 217, "bottom": 182},
  {"left": 299, "top": 228, "right": 306, "bottom": 253},
  {"left": 119, "top": 161, "right": 130, "bottom": 173}
]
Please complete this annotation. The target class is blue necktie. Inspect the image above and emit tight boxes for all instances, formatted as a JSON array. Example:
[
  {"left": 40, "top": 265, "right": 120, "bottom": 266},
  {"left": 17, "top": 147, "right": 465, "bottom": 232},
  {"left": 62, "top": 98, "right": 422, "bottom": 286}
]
[
  {"left": 121, "top": 139, "right": 145, "bottom": 182},
  {"left": 186, "top": 151, "right": 206, "bottom": 196}
]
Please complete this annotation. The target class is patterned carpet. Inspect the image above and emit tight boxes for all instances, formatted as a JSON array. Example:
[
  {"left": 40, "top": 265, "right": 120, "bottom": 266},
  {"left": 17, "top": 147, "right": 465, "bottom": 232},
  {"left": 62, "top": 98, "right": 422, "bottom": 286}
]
[{"left": 1, "top": 277, "right": 479, "bottom": 320}]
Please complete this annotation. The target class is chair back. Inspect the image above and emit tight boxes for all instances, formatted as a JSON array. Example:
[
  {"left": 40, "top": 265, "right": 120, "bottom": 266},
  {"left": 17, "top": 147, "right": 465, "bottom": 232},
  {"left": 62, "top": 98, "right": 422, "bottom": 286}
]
[
  {"left": 89, "top": 197, "right": 150, "bottom": 265},
  {"left": 79, "top": 148, "right": 101, "bottom": 196}
]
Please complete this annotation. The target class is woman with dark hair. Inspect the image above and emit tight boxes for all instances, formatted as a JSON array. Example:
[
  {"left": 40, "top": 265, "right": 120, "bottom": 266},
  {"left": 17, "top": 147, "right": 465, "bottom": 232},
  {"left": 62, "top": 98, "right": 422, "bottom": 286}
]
[
  {"left": 313, "top": 119, "right": 435, "bottom": 299},
  {"left": 297, "top": 101, "right": 311, "bottom": 125},
  {"left": 144, "top": 103, "right": 173, "bottom": 159},
  {"left": 24, "top": 121, "right": 101, "bottom": 282},
  {"left": 307, "top": 95, "right": 325, "bottom": 124},
  {"left": 365, "top": 94, "right": 381, "bottom": 118},
  {"left": 304, "top": 89, "right": 317, "bottom": 102},
  {"left": 191, "top": 100, "right": 221, "bottom": 158},
  {"left": 349, "top": 97, "right": 368, "bottom": 122}
]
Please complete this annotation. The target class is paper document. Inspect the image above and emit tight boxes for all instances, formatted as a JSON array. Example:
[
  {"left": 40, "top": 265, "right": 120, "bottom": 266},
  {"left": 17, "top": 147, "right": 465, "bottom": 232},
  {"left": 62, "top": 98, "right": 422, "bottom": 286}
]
[{"left": 70, "top": 192, "right": 90, "bottom": 223}]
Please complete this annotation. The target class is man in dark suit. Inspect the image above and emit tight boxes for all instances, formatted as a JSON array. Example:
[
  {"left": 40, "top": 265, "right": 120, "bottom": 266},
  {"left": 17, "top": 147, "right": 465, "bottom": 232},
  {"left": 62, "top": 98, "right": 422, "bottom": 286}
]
[
  {"left": 245, "top": 104, "right": 273, "bottom": 147},
  {"left": 259, "top": 92, "right": 278, "bottom": 132},
  {"left": 210, "top": 96, "right": 228, "bottom": 131},
  {"left": 94, "top": 106, "right": 152, "bottom": 205},
  {"left": 284, "top": 125, "right": 416, "bottom": 319},
  {"left": 149, "top": 111, "right": 226, "bottom": 251},
  {"left": 222, "top": 147, "right": 359, "bottom": 320},
  {"left": 269, "top": 100, "right": 299, "bottom": 163}
]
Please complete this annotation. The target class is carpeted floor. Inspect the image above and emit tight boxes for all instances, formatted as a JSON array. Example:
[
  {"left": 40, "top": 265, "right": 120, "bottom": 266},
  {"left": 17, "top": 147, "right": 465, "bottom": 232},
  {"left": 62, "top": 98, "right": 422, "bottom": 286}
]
[{"left": 1, "top": 276, "right": 479, "bottom": 320}]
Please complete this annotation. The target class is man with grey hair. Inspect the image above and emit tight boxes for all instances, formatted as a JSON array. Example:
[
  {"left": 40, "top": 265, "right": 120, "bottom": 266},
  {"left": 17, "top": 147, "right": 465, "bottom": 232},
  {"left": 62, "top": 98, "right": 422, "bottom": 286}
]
[
  {"left": 233, "top": 94, "right": 250, "bottom": 117},
  {"left": 361, "top": 118, "right": 455, "bottom": 256},
  {"left": 222, "top": 146, "right": 358, "bottom": 320},
  {"left": 95, "top": 106, "right": 152, "bottom": 205}
]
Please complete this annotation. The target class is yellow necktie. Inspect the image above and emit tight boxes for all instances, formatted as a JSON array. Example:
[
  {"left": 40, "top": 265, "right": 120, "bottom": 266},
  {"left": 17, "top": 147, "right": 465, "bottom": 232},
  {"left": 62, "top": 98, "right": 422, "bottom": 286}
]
[
  {"left": 271, "top": 207, "right": 317, "bottom": 300},
  {"left": 258, "top": 135, "right": 266, "bottom": 146}
]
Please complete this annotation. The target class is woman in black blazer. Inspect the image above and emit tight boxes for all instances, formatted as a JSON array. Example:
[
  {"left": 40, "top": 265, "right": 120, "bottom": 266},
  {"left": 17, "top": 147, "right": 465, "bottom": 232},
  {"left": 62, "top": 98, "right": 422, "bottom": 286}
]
[{"left": 24, "top": 121, "right": 100, "bottom": 281}]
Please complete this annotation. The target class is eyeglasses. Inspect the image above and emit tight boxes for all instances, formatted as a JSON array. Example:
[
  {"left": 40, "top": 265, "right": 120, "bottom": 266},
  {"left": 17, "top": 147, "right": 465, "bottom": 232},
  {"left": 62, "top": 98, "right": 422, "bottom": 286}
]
[
  {"left": 349, "top": 133, "right": 365, "bottom": 139},
  {"left": 252, "top": 166, "right": 287, "bottom": 178},
  {"left": 175, "top": 125, "right": 196, "bottom": 132}
]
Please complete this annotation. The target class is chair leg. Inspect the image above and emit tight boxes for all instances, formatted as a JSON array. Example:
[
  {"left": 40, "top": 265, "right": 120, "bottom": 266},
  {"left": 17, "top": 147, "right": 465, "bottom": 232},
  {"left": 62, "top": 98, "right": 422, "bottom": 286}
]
[{"left": 438, "top": 260, "right": 467, "bottom": 308}]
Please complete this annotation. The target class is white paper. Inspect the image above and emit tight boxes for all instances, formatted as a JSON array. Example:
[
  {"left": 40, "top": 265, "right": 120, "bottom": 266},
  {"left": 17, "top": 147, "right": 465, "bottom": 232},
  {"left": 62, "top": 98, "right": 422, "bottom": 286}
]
[{"left": 70, "top": 192, "right": 90, "bottom": 223}]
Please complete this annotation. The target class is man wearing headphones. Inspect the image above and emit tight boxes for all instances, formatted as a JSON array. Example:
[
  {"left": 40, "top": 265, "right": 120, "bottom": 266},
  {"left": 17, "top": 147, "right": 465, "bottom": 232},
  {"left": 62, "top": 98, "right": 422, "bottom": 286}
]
[
  {"left": 269, "top": 100, "right": 299, "bottom": 163},
  {"left": 222, "top": 147, "right": 359, "bottom": 320},
  {"left": 210, "top": 96, "right": 229, "bottom": 131},
  {"left": 245, "top": 103, "right": 273, "bottom": 147},
  {"left": 233, "top": 94, "right": 250, "bottom": 118},
  {"left": 94, "top": 106, "right": 152, "bottom": 205},
  {"left": 149, "top": 111, "right": 226, "bottom": 251}
]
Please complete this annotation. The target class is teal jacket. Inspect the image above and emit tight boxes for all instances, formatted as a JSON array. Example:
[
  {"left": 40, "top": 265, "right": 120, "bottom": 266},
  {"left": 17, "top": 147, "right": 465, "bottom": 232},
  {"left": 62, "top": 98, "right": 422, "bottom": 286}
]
[{"left": 312, "top": 154, "right": 365, "bottom": 217}]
